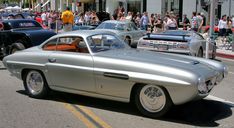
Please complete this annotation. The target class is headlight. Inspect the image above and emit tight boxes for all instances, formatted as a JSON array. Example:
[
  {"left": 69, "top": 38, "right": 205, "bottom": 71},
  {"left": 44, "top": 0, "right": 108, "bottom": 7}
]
[
  {"left": 224, "top": 65, "right": 228, "bottom": 77},
  {"left": 197, "top": 77, "right": 207, "bottom": 94}
]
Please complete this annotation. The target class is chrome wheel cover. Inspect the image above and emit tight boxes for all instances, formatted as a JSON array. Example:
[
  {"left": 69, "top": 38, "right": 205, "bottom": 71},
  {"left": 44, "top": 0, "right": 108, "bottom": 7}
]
[
  {"left": 26, "top": 71, "right": 44, "bottom": 95},
  {"left": 139, "top": 85, "right": 166, "bottom": 113}
]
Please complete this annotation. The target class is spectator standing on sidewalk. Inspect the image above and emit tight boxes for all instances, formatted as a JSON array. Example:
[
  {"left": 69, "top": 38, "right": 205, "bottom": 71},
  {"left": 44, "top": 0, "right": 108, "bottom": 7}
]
[
  {"left": 140, "top": 12, "right": 149, "bottom": 31},
  {"left": 191, "top": 12, "right": 198, "bottom": 32},
  {"left": 149, "top": 13, "right": 155, "bottom": 33},
  {"left": 166, "top": 15, "right": 177, "bottom": 30},
  {"left": 61, "top": 7, "right": 74, "bottom": 32},
  {"left": 49, "top": 11, "right": 57, "bottom": 30},
  {"left": 133, "top": 13, "right": 141, "bottom": 28},
  {"left": 125, "top": 12, "right": 133, "bottom": 22},
  {"left": 182, "top": 14, "right": 190, "bottom": 30},
  {"left": 196, "top": 13, "right": 204, "bottom": 32},
  {"left": 218, "top": 15, "right": 227, "bottom": 37},
  {"left": 226, "top": 16, "right": 233, "bottom": 35},
  {"left": 112, "top": 9, "right": 118, "bottom": 20},
  {"left": 155, "top": 16, "right": 164, "bottom": 33},
  {"left": 201, "top": 12, "right": 206, "bottom": 26},
  {"left": 41, "top": 11, "right": 47, "bottom": 26}
]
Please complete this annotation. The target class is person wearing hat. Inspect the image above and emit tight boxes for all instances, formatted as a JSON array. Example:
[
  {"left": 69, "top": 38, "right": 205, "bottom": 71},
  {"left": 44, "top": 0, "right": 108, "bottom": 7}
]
[{"left": 61, "top": 7, "right": 74, "bottom": 32}]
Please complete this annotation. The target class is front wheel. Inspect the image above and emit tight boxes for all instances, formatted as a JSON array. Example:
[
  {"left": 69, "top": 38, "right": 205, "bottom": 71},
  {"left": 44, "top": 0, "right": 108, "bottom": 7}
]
[
  {"left": 134, "top": 85, "right": 172, "bottom": 118},
  {"left": 23, "top": 70, "right": 49, "bottom": 98}
]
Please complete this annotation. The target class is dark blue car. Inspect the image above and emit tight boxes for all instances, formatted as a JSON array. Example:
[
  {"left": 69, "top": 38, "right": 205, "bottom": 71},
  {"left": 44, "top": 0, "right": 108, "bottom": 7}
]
[{"left": 0, "top": 19, "right": 56, "bottom": 58}]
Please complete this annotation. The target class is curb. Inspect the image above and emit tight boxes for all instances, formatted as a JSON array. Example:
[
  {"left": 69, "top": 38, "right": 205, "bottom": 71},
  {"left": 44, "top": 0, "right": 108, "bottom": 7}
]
[{"left": 216, "top": 52, "right": 234, "bottom": 59}]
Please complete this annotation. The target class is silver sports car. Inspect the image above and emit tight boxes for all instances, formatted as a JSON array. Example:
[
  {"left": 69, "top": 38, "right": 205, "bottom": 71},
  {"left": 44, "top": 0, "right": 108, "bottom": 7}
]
[
  {"left": 138, "top": 30, "right": 216, "bottom": 59},
  {"left": 3, "top": 30, "right": 227, "bottom": 118},
  {"left": 96, "top": 20, "right": 146, "bottom": 48}
]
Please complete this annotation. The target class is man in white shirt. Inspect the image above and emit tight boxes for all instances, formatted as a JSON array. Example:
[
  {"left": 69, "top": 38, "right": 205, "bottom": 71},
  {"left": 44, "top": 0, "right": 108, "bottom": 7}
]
[
  {"left": 41, "top": 12, "right": 47, "bottom": 26},
  {"left": 218, "top": 15, "right": 227, "bottom": 36},
  {"left": 125, "top": 12, "right": 133, "bottom": 22}
]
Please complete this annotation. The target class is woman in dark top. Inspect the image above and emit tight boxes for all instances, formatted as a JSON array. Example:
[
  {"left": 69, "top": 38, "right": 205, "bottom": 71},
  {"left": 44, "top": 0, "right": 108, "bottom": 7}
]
[{"left": 150, "top": 14, "right": 155, "bottom": 33}]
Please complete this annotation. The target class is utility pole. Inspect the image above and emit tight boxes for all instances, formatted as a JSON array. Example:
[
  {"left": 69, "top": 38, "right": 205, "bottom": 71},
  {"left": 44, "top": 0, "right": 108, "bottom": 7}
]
[
  {"left": 206, "top": 0, "right": 216, "bottom": 59},
  {"left": 229, "top": 0, "right": 231, "bottom": 17}
]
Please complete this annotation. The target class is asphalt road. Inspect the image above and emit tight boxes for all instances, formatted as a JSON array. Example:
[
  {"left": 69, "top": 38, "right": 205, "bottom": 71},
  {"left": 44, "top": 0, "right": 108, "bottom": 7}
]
[{"left": 0, "top": 57, "right": 234, "bottom": 128}]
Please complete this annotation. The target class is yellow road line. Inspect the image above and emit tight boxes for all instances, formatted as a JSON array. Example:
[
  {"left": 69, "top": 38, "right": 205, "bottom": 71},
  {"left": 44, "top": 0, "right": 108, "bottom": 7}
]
[
  {"left": 78, "top": 105, "right": 112, "bottom": 128},
  {"left": 64, "top": 103, "right": 97, "bottom": 128}
]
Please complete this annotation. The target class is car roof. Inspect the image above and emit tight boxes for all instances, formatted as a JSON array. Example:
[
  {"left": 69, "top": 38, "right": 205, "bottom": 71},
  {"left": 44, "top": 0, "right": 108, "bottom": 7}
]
[
  {"left": 2, "top": 19, "right": 36, "bottom": 23},
  {"left": 55, "top": 30, "right": 117, "bottom": 38},
  {"left": 102, "top": 20, "right": 132, "bottom": 24}
]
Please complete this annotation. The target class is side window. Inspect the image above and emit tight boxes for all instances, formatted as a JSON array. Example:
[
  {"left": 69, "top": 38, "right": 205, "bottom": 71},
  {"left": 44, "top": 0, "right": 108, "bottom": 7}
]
[
  {"left": 195, "top": 33, "right": 204, "bottom": 40},
  {"left": 43, "top": 36, "right": 89, "bottom": 53},
  {"left": 42, "top": 38, "right": 58, "bottom": 51}
]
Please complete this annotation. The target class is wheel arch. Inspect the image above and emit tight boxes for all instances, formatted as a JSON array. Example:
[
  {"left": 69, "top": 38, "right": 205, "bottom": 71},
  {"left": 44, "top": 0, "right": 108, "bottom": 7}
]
[
  {"left": 129, "top": 82, "right": 197, "bottom": 105},
  {"left": 11, "top": 32, "right": 32, "bottom": 48},
  {"left": 21, "top": 68, "right": 49, "bottom": 88}
]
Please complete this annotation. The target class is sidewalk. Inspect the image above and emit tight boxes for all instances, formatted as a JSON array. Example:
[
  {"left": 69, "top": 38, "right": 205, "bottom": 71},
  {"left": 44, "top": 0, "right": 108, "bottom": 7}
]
[{"left": 216, "top": 49, "right": 234, "bottom": 59}]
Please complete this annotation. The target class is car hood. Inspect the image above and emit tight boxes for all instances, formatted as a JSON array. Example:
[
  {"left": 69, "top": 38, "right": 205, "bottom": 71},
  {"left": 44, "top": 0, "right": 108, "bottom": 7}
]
[{"left": 94, "top": 49, "right": 218, "bottom": 79}]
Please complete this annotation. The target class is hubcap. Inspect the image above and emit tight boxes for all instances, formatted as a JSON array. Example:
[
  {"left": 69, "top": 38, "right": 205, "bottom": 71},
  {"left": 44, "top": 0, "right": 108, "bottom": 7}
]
[
  {"left": 139, "top": 85, "right": 166, "bottom": 113},
  {"left": 26, "top": 71, "right": 44, "bottom": 95}
]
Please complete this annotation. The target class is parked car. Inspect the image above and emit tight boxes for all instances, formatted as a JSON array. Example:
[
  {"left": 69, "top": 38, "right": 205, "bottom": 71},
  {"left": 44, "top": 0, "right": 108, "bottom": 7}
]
[
  {"left": 73, "top": 25, "right": 96, "bottom": 31},
  {"left": 96, "top": 20, "right": 146, "bottom": 48},
  {"left": 3, "top": 30, "right": 227, "bottom": 118},
  {"left": 0, "top": 19, "right": 56, "bottom": 58},
  {"left": 138, "top": 30, "right": 216, "bottom": 59}
]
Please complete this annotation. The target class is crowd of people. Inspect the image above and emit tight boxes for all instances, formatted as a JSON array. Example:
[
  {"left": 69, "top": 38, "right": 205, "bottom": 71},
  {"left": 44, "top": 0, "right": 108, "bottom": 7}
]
[{"left": 1, "top": 6, "right": 234, "bottom": 36}]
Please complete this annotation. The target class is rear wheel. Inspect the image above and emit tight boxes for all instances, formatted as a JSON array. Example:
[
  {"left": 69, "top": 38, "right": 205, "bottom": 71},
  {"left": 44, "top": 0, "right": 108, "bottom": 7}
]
[
  {"left": 23, "top": 70, "right": 49, "bottom": 98},
  {"left": 134, "top": 85, "right": 172, "bottom": 118},
  {"left": 197, "top": 48, "right": 203, "bottom": 58}
]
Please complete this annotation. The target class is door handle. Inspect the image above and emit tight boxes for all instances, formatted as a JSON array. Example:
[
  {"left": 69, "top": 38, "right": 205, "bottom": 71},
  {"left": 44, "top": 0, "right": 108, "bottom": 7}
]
[{"left": 48, "top": 58, "right": 56, "bottom": 63}]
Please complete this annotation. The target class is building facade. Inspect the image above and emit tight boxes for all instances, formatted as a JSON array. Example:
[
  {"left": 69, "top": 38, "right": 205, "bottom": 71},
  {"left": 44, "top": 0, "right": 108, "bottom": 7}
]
[{"left": 36, "top": 0, "right": 234, "bottom": 19}]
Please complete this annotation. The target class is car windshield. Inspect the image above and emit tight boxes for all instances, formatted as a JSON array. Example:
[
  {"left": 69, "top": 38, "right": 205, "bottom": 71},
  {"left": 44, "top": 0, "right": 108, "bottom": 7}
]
[
  {"left": 96, "top": 22, "right": 126, "bottom": 31},
  {"left": 87, "top": 34, "right": 126, "bottom": 53}
]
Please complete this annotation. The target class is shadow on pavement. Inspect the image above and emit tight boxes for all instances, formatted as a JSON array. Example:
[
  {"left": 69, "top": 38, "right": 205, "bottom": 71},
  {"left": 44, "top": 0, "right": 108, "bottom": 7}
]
[{"left": 17, "top": 90, "right": 233, "bottom": 127}]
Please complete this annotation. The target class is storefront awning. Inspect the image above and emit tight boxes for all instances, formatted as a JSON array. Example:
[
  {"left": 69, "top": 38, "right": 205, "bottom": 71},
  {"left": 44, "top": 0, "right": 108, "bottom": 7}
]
[{"left": 41, "top": 0, "right": 50, "bottom": 8}]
